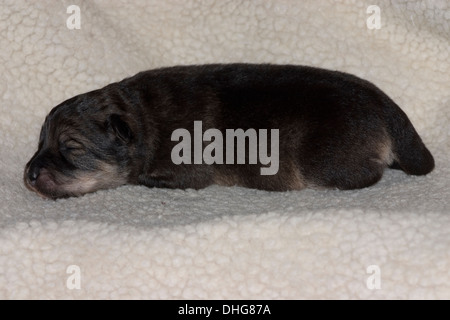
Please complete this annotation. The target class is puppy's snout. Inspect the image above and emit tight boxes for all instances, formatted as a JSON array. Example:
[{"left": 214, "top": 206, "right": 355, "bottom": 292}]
[
  {"left": 27, "top": 164, "right": 41, "bottom": 184},
  {"left": 25, "top": 150, "right": 50, "bottom": 184}
]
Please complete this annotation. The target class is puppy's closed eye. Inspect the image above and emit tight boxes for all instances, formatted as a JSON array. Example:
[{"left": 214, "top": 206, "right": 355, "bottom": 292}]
[{"left": 59, "top": 139, "right": 86, "bottom": 156}]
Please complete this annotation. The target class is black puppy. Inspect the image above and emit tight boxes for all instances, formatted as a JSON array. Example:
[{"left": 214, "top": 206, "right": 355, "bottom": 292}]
[{"left": 24, "top": 64, "right": 434, "bottom": 199}]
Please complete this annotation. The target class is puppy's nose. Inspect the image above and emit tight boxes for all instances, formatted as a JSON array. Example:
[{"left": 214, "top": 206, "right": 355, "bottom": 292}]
[{"left": 27, "top": 165, "right": 41, "bottom": 184}]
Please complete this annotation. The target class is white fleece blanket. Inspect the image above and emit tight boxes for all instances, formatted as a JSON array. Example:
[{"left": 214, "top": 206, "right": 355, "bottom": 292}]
[{"left": 0, "top": 0, "right": 449, "bottom": 299}]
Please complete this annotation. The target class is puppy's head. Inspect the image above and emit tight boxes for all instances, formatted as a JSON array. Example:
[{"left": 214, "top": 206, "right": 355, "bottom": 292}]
[{"left": 24, "top": 89, "right": 139, "bottom": 199}]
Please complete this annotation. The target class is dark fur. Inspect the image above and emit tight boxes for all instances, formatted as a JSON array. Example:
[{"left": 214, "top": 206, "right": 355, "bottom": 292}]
[{"left": 24, "top": 64, "right": 434, "bottom": 199}]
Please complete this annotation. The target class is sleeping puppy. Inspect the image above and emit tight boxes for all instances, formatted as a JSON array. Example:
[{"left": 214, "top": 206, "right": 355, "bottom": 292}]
[{"left": 24, "top": 64, "right": 434, "bottom": 199}]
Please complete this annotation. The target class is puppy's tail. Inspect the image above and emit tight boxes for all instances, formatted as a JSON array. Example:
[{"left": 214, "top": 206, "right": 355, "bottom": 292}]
[{"left": 384, "top": 99, "right": 434, "bottom": 175}]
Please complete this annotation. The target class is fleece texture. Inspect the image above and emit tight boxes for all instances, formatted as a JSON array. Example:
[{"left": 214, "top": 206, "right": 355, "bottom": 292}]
[{"left": 0, "top": 0, "right": 449, "bottom": 299}]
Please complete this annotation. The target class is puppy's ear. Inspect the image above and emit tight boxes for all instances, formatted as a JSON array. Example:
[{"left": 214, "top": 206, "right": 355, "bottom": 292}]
[{"left": 107, "top": 114, "right": 133, "bottom": 143}]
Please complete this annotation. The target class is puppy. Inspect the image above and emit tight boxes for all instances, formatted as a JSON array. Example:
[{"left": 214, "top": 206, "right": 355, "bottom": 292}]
[{"left": 24, "top": 64, "right": 434, "bottom": 199}]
